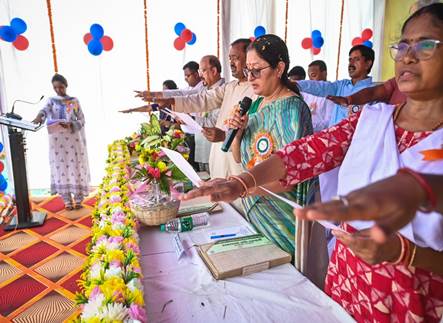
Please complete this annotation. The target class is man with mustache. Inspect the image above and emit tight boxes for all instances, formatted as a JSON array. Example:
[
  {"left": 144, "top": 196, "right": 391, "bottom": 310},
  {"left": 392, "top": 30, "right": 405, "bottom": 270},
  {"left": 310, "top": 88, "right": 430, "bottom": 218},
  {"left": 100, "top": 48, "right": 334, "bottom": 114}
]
[
  {"left": 298, "top": 45, "right": 375, "bottom": 126},
  {"left": 127, "top": 39, "right": 255, "bottom": 179}
]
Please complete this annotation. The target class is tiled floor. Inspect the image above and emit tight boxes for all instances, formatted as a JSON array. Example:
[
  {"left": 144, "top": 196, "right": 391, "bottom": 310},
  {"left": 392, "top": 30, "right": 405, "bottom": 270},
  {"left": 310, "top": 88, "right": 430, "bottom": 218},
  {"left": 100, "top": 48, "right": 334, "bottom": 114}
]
[{"left": 0, "top": 195, "right": 95, "bottom": 322}]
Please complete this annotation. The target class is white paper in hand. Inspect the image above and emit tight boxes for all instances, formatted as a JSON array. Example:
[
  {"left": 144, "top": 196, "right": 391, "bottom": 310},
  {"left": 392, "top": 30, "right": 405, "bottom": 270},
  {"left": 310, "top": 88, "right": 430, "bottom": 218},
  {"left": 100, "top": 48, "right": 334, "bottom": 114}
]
[
  {"left": 160, "top": 147, "right": 202, "bottom": 187},
  {"left": 260, "top": 187, "right": 345, "bottom": 232},
  {"left": 173, "top": 112, "right": 203, "bottom": 134}
]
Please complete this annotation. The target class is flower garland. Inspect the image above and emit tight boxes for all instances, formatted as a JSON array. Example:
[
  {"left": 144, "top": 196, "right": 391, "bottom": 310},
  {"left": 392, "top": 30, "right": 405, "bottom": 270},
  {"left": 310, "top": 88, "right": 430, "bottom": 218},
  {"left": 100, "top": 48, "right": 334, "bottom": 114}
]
[{"left": 75, "top": 140, "right": 146, "bottom": 323}]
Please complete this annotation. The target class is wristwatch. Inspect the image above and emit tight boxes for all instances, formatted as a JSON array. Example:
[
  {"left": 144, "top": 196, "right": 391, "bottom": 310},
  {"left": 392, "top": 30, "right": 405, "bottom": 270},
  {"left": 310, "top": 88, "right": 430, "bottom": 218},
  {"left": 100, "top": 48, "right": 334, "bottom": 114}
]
[{"left": 351, "top": 105, "right": 361, "bottom": 113}]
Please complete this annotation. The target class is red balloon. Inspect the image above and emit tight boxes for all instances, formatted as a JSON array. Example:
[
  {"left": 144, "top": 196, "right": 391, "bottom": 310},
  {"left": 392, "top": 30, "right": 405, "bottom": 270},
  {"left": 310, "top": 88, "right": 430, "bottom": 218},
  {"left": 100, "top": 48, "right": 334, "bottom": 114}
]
[
  {"left": 312, "top": 47, "right": 321, "bottom": 55},
  {"left": 13, "top": 35, "right": 29, "bottom": 50},
  {"left": 83, "top": 33, "right": 92, "bottom": 45},
  {"left": 174, "top": 37, "right": 186, "bottom": 50},
  {"left": 0, "top": 161, "right": 4, "bottom": 173},
  {"left": 352, "top": 37, "right": 363, "bottom": 46},
  {"left": 301, "top": 37, "right": 312, "bottom": 49},
  {"left": 361, "top": 28, "right": 373, "bottom": 41},
  {"left": 180, "top": 29, "right": 193, "bottom": 42},
  {"left": 101, "top": 36, "right": 114, "bottom": 51}
]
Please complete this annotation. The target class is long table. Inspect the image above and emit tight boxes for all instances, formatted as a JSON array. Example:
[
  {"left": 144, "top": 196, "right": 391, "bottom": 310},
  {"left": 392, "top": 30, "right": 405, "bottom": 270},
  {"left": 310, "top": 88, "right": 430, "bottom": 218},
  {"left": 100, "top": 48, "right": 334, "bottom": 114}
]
[{"left": 139, "top": 202, "right": 354, "bottom": 323}]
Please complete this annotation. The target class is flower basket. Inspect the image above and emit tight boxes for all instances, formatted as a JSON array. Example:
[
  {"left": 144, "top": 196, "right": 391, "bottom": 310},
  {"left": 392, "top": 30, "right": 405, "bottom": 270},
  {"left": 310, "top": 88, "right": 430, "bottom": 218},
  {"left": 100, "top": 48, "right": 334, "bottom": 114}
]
[{"left": 129, "top": 182, "right": 180, "bottom": 226}]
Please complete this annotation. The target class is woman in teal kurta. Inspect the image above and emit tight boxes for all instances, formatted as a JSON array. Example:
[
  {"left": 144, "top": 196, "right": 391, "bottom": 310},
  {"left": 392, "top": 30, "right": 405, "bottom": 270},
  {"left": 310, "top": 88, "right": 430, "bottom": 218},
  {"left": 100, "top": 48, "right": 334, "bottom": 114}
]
[
  {"left": 229, "top": 35, "right": 313, "bottom": 256},
  {"left": 240, "top": 96, "right": 312, "bottom": 254}
]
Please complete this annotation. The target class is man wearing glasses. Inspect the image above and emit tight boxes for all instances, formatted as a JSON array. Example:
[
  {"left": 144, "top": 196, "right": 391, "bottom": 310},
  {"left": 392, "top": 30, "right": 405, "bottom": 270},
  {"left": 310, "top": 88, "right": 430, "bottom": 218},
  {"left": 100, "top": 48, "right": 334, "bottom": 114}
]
[
  {"left": 127, "top": 39, "right": 256, "bottom": 180},
  {"left": 298, "top": 45, "right": 375, "bottom": 126}
]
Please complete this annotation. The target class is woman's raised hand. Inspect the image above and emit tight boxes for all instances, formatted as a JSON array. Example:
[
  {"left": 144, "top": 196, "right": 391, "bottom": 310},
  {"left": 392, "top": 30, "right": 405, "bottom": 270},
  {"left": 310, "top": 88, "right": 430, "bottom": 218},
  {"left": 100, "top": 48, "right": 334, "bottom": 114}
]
[
  {"left": 180, "top": 178, "right": 245, "bottom": 202},
  {"left": 294, "top": 172, "right": 426, "bottom": 243}
]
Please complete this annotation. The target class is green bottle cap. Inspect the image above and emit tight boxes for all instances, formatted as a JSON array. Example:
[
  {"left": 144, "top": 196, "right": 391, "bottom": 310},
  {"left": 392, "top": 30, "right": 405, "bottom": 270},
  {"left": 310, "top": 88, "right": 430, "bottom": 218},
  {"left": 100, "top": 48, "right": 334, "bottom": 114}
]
[{"left": 160, "top": 224, "right": 166, "bottom": 232}]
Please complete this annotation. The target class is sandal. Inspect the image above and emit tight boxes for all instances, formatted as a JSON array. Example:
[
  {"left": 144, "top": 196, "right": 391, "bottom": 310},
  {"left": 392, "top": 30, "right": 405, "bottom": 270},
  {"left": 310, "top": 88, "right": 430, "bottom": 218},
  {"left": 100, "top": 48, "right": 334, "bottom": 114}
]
[
  {"left": 74, "top": 204, "right": 83, "bottom": 210},
  {"left": 66, "top": 206, "right": 74, "bottom": 211}
]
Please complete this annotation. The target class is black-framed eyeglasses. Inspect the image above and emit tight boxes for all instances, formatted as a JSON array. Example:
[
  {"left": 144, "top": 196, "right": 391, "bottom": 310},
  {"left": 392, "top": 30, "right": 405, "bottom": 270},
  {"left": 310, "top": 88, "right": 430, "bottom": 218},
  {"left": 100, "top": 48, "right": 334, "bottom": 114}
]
[
  {"left": 243, "top": 65, "right": 271, "bottom": 78},
  {"left": 389, "top": 39, "right": 442, "bottom": 62}
]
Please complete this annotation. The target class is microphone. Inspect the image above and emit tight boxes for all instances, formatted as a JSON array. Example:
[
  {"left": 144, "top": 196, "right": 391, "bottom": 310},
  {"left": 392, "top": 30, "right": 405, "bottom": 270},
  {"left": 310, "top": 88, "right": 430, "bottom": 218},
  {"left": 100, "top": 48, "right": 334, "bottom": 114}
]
[
  {"left": 221, "top": 96, "right": 252, "bottom": 152},
  {"left": 6, "top": 95, "right": 45, "bottom": 120}
]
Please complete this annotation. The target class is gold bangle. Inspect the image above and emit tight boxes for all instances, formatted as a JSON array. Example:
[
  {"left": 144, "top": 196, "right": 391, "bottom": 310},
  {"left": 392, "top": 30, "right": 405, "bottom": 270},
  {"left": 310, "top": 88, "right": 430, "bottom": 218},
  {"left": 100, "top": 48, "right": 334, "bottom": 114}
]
[
  {"left": 408, "top": 244, "right": 417, "bottom": 267},
  {"left": 391, "top": 233, "right": 406, "bottom": 265},
  {"left": 228, "top": 175, "right": 249, "bottom": 198},
  {"left": 243, "top": 171, "right": 257, "bottom": 188}
]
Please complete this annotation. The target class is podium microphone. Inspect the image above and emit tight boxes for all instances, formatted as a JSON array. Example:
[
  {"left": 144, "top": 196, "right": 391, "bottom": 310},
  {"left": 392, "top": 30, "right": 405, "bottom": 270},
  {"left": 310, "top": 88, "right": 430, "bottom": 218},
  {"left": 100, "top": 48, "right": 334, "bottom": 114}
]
[
  {"left": 221, "top": 96, "right": 252, "bottom": 152},
  {"left": 6, "top": 95, "right": 45, "bottom": 120}
]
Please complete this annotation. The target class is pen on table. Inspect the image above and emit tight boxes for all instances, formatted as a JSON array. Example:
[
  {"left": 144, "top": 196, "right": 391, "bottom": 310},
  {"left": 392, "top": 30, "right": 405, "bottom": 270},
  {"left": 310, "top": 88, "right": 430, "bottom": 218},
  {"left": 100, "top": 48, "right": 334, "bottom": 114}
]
[{"left": 210, "top": 233, "right": 237, "bottom": 240}]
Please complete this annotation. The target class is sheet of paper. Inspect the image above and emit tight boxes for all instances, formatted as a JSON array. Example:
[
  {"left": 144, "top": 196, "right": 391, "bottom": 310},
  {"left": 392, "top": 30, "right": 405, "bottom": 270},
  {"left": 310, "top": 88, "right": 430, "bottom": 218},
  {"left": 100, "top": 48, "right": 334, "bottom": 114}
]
[
  {"left": 260, "top": 187, "right": 345, "bottom": 233},
  {"left": 173, "top": 233, "right": 185, "bottom": 259},
  {"left": 160, "top": 147, "right": 201, "bottom": 187},
  {"left": 180, "top": 124, "right": 199, "bottom": 135},
  {"left": 172, "top": 111, "right": 203, "bottom": 133}
]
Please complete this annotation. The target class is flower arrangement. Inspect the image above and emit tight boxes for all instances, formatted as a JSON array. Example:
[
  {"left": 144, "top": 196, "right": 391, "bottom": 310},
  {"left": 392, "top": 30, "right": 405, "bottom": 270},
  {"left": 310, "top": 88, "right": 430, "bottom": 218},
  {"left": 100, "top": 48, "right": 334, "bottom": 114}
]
[
  {"left": 131, "top": 114, "right": 189, "bottom": 194},
  {"left": 75, "top": 141, "right": 146, "bottom": 323}
]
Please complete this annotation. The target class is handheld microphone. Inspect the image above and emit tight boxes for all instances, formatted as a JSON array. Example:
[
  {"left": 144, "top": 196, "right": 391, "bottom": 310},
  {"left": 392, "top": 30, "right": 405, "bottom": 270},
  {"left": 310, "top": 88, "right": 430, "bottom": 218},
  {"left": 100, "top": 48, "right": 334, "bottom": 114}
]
[
  {"left": 221, "top": 96, "right": 252, "bottom": 152},
  {"left": 6, "top": 95, "right": 45, "bottom": 120}
]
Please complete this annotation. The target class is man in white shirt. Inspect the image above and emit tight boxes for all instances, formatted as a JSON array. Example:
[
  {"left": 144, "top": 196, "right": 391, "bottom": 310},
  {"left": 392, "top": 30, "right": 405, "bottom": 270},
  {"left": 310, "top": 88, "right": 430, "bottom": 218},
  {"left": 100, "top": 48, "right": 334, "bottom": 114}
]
[{"left": 133, "top": 39, "right": 256, "bottom": 179}]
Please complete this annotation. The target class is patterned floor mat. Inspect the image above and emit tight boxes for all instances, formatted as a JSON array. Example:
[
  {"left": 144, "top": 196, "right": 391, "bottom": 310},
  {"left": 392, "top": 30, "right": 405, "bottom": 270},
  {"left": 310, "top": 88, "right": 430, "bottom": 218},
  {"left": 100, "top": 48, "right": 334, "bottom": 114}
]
[{"left": 0, "top": 195, "right": 95, "bottom": 322}]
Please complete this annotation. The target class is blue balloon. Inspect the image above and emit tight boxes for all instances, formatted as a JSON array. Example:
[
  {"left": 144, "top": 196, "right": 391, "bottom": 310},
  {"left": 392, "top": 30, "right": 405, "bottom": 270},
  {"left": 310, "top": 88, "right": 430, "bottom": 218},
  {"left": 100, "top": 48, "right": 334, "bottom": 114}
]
[
  {"left": 0, "top": 180, "right": 7, "bottom": 192},
  {"left": 363, "top": 40, "right": 373, "bottom": 48},
  {"left": 10, "top": 18, "right": 27, "bottom": 34},
  {"left": 187, "top": 33, "right": 197, "bottom": 45},
  {"left": 312, "top": 36, "right": 324, "bottom": 48},
  {"left": 311, "top": 30, "right": 322, "bottom": 39},
  {"left": 0, "top": 142, "right": 3, "bottom": 152},
  {"left": 0, "top": 26, "right": 17, "bottom": 42},
  {"left": 90, "top": 24, "right": 104, "bottom": 39},
  {"left": 88, "top": 39, "right": 103, "bottom": 56},
  {"left": 254, "top": 26, "right": 266, "bottom": 38},
  {"left": 174, "top": 22, "right": 186, "bottom": 36}
]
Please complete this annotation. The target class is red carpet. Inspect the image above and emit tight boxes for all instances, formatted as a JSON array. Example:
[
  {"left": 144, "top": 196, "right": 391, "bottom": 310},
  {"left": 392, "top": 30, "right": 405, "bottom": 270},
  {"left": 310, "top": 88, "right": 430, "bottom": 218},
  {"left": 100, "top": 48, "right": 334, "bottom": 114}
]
[{"left": 0, "top": 194, "right": 95, "bottom": 322}]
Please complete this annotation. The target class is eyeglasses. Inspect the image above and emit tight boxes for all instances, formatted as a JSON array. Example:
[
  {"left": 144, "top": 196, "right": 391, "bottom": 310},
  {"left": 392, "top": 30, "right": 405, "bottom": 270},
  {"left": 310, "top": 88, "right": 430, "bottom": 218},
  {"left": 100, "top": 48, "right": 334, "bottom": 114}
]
[
  {"left": 243, "top": 65, "right": 271, "bottom": 78},
  {"left": 389, "top": 39, "right": 441, "bottom": 62}
]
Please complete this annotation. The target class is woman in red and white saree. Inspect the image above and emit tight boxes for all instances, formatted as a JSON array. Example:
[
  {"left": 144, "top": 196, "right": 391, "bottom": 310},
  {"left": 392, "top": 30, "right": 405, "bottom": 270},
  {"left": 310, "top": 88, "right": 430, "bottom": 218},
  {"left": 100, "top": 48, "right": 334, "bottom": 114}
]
[{"left": 182, "top": 4, "right": 443, "bottom": 322}]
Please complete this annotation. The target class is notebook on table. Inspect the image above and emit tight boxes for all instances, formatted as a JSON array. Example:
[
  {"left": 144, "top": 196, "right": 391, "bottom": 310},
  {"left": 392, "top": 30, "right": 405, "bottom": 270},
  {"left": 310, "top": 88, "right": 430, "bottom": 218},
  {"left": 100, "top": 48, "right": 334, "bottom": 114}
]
[{"left": 197, "top": 234, "right": 291, "bottom": 280}]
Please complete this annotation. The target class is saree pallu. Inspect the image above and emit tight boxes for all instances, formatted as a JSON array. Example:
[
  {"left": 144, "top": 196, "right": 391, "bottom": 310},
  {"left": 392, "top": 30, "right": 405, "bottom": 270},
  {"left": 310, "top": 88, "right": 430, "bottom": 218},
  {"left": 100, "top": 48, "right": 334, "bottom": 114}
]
[{"left": 240, "top": 96, "right": 313, "bottom": 257}]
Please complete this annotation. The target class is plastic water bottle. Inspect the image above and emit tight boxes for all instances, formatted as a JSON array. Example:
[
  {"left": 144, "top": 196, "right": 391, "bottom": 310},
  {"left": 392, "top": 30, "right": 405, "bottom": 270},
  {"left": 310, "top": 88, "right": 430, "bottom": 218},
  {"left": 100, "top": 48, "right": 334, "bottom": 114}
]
[{"left": 160, "top": 213, "right": 209, "bottom": 232}]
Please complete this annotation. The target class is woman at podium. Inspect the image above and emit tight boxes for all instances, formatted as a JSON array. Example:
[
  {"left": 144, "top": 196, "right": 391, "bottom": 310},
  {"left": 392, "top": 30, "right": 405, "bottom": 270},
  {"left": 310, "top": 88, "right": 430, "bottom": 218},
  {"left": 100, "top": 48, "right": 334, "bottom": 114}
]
[{"left": 32, "top": 74, "right": 90, "bottom": 210}]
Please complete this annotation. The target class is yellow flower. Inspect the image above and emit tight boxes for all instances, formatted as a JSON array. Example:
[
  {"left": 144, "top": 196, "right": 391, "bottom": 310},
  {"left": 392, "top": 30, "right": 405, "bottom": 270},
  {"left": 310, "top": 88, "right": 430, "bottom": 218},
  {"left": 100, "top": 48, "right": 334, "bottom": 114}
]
[
  {"left": 182, "top": 153, "right": 189, "bottom": 160},
  {"left": 106, "top": 249, "right": 125, "bottom": 263},
  {"left": 157, "top": 161, "right": 167, "bottom": 172}
]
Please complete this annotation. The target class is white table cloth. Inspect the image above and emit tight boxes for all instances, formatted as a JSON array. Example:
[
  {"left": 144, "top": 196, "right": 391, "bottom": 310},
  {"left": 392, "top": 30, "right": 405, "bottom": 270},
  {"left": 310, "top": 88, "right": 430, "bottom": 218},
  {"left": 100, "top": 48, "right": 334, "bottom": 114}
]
[{"left": 139, "top": 203, "right": 354, "bottom": 323}]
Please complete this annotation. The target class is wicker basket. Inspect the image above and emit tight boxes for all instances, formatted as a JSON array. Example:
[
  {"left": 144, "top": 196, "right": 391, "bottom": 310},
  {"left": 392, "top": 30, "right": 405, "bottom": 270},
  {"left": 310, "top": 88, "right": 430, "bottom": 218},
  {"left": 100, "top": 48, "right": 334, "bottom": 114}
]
[{"left": 130, "top": 196, "right": 180, "bottom": 226}]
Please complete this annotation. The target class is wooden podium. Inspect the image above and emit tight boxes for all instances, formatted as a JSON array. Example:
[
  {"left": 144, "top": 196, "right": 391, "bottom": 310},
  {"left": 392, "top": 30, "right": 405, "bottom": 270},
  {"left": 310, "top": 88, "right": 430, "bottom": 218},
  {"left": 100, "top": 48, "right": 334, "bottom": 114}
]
[{"left": 0, "top": 115, "right": 46, "bottom": 230}]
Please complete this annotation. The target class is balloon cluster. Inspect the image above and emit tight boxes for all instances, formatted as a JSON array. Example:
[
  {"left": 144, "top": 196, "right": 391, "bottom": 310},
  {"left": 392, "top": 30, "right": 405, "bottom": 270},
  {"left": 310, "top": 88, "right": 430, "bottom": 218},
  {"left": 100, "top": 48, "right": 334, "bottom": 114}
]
[
  {"left": 83, "top": 23, "right": 114, "bottom": 56},
  {"left": 352, "top": 28, "right": 373, "bottom": 48},
  {"left": 301, "top": 30, "right": 324, "bottom": 55},
  {"left": 0, "top": 17, "right": 29, "bottom": 50},
  {"left": 173, "top": 23, "right": 196, "bottom": 51},
  {"left": 0, "top": 142, "right": 7, "bottom": 192},
  {"left": 249, "top": 25, "right": 266, "bottom": 41}
]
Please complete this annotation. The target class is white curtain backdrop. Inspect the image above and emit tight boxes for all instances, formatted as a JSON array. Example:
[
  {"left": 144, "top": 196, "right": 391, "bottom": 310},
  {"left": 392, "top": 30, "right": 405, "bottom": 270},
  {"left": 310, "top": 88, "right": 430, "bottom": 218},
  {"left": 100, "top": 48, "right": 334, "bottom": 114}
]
[
  {"left": 222, "top": 0, "right": 385, "bottom": 82},
  {"left": 0, "top": 0, "right": 384, "bottom": 190}
]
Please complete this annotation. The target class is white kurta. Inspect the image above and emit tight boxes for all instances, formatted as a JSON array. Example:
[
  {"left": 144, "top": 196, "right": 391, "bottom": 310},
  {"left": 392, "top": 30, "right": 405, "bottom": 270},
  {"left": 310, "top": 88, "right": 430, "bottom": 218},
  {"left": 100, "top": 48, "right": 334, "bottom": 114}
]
[
  {"left": 174, "top": 80, "right": 256, "bottom": 178},
  {"left": 40, "top": 96, "right": 90, "bottom": 197},
  {"left": 338, "top": 103, "right": 443, "bottom": 251}
]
